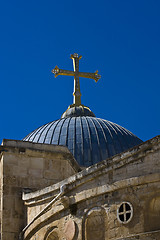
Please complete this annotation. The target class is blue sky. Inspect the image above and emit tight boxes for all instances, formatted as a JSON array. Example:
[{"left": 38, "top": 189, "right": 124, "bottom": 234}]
[{"left": 0, "top": 0, "right": 159, "bottom": 144}]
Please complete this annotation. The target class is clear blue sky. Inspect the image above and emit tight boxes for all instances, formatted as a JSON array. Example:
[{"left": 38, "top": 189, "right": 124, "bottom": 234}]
[{"left": 0, "top": 0, "right": 159, "bottom": 144}]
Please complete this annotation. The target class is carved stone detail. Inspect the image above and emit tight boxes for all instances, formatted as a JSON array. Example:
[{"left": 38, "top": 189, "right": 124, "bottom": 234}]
[
  {"left": 64, "top": 219, "right": 76, "bottom": 240},
  {"left": 85, "top": 207, "right": 106, "bottom": 240}
]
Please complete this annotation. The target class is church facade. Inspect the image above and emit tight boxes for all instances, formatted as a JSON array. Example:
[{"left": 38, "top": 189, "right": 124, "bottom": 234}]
[{"left": 0, "top": 54, "right": 160, "bottom": 240}]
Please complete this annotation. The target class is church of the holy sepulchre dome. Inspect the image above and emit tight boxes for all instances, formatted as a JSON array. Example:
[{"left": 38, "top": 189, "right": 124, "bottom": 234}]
[
  {"left": 0, "top": 53, "right": 160, "bottom": 240},
  {"left": 23, "top": 53, "right": 142, "bottom": 167}
]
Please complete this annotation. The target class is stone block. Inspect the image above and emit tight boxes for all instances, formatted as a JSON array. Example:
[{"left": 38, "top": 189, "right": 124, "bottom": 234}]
[
  {"left": 11, "top": 165, "right": 28, "bottom": 177},
  {"left": 3, "top": 196, "right": 14, "bottom": 210},
  {"left": 1, "top": 232, "right": 18, "bottom": 240},
  {"left": 3, "top": 185, "right": 11, "bottom": 195},
  {"left": 44, "top": 170, "right": 61, "bottom": 180},
  {"left": 30, "top": 157, "right": 44, "bottom": 169},
  {"left": 17, "top": 156, "right": 31, "bottom": 168},
  {"left": 28, "top": 168, "right": 43, "bottom": 178},
  {"left": 4, "top": 153, "right": 18, "bottom": 165}
]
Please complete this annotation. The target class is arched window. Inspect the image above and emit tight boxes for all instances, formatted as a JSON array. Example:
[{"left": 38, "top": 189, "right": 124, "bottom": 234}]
[
  {"left": 144, "top": 196, "right": 160, "bottom": 231},
  {"left": 85, "top": 207, "right": 107, "bottom": 240},
  {"left": 46, "top": 230, "right": 59, "bottom": 240}
]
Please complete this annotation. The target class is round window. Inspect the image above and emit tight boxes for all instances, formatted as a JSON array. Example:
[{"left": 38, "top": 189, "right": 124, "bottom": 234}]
[{"left": 117, "top": 202, "right": 133, "bottom": 224}]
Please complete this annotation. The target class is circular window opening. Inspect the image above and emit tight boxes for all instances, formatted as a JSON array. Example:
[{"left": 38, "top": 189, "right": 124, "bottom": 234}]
[{"left": 117, "top": 202, "right": 133, "bottom": 224}]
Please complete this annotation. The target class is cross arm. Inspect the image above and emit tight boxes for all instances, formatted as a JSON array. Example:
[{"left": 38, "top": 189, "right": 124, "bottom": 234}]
[
  {"left": 52, "top": 66, "right": 75, "bottom": 78},
  {"left": 79, "top": 70, "right": 101, "bottom": 82}
]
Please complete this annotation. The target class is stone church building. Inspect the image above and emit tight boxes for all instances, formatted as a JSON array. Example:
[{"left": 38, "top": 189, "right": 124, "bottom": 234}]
[{"left": 0, "top": 54, "right": 160, "bottom": 240}]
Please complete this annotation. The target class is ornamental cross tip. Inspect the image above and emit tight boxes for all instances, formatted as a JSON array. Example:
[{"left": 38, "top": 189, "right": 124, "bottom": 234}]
[{"left": 52, "top": 53, "right": 101, "bottom": 106}]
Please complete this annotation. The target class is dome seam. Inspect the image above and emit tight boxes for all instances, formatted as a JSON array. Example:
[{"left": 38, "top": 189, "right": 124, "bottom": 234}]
[{"left": 93, "top": 118, "right": 110, "bottom": 160}]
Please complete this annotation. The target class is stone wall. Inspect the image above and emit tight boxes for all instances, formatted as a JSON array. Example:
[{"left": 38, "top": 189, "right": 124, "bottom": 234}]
[
  {"left": 23, "top": 176, "right": 160, "bottom": 240},
  {"left": 0, "top": 140, "right": 79, "bottom": 240},
  {"left": 22, "top": 136, "right": 160, "bottom": 240}
]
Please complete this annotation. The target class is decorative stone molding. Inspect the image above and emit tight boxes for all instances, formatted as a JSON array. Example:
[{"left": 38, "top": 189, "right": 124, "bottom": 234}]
[
  {"left": 83, "top": 207, "right": 107, "bottom": 240},
  {"left": 64, "top": 220, "right": 76, "bottom": 240}
]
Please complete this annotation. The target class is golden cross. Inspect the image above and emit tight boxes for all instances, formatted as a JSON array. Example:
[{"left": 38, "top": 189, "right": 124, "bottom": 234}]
[{"left": 52, "top": 53, "right": 101, "bottom": 106}]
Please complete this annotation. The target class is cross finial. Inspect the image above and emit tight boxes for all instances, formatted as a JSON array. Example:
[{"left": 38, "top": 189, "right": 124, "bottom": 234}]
[{"left": 52, "top": 53, "right": 101, "bottom": 106}]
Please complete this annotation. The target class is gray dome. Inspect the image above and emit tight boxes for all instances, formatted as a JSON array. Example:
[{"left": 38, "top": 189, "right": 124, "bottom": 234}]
[{"left": 23, "top": 116, "right": 142, "bottom": 167}]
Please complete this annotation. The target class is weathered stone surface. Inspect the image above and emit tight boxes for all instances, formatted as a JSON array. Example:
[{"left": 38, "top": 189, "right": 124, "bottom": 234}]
[
  {"left": 64, "top": 219, "right": 76, "bottom": 240},
  {"left": 0, "top": 136, "right": 160, "bottom": 239},
  {"left": 0, "top": 140, "right": 79, "bottom": 240}
]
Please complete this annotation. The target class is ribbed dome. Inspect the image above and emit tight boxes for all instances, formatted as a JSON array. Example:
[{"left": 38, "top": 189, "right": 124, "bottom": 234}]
[
  {"left": 23, "top": 54, "right": 143, "bottom": 167},
  {"left": 23, "top": 116, "right": 142, "bottom": 167}
]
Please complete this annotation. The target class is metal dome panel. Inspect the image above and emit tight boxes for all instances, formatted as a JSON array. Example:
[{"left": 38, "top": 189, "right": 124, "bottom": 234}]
[{"left": 23, "top": 117, "right": 143, "bottom": 167}]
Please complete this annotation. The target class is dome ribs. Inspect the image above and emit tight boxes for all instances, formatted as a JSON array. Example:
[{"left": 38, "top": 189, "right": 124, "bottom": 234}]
[
  {"left": 50, "top": 119, "right": 63, "bottom": 145},
  {"left": 51, "top": 118, "right": 66, "bottom": 145},
  {"left": 23, "top": 128, "right": 36, "bottom": 141},
  {"left": 60, "top": 117, "right": 72, "bottom": 146},
  {"left": 57, "top": 118, "right": 66, "bottom": 145},
  {"left": 115, "top": 123, "right": 142, "bottom": 148},
  {"left": 75, "top": 117, "right": 84, "bottom": 166},
  {"left": 23, "top": 116, "right": 143, "bottom": 167},
  {"left": 92, "top": 118, "right": 109, "bottom": 160},
  {"left": 42, "top": 120, "right": 57, "bottom": 144},
  {"left": 30, "top": 123, "right": 50, "bottom": 142},
  {"left": 83, "top": 117, "right": 93, "bottom": 166},
  {"left": 100, "top": 119, "right": 117, "bottom": 157},
  {"left": 112, "top": 123, "right": 132, "bottom": 150},
  {"left": 105, "top": 120, "right": 123, "bottom": 154},
  {"left": 88, "top": 117, "right": 103, "bottom": 164},
  {"left": 107, "top": 121, "right": 127, "bottom": 154},
  {"left": 79, "top": 117, "right": 84, "bottom": 166},
  {"left": 65, "top": 117, "right": 72, "bottom": 147},
  {"left": 67, "top": 117, "right": 76, "bottom": 157},
  {"left": 37, "top": 121, "right": 55, "bottom": 144},
  {"left": 25, "top": 126, "right": 41, "bottom": 142}
]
